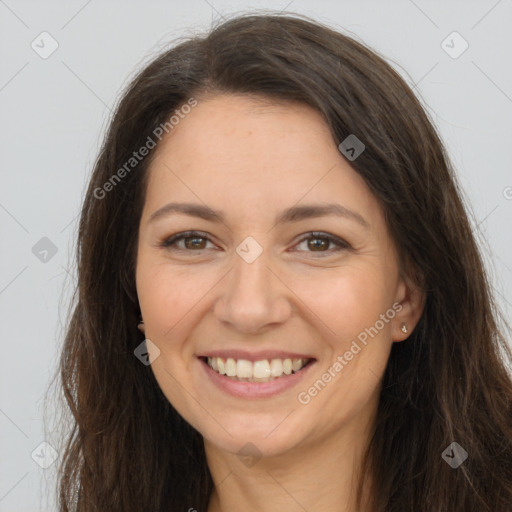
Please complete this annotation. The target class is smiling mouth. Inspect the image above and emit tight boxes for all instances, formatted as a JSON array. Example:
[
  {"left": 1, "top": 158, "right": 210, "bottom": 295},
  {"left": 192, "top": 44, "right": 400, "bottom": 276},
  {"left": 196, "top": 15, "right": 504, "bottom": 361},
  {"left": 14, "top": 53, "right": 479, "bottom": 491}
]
[{"left": 200, "top": 356, "right": 315, "bottom": 383}]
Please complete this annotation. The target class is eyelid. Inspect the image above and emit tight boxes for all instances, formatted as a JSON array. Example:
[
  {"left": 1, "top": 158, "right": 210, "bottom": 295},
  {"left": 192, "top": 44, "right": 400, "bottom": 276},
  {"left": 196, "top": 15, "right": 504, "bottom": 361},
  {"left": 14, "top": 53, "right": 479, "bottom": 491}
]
[
  {"left": 160, "top": 230, "right": 215, "bottom": 249},
  {"left": 292, "top": 231, "right": 351, "bottom": 252},
  {"left": 159, "top": 230, "right": 351, "bottom": 254}
]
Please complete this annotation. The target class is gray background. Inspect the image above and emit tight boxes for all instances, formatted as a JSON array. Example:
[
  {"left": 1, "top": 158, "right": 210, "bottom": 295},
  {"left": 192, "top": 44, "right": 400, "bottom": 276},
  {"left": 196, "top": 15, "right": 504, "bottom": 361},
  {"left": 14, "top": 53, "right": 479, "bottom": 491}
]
[{"left": 1, "top": 0, "right": 511, "bottom": 510}]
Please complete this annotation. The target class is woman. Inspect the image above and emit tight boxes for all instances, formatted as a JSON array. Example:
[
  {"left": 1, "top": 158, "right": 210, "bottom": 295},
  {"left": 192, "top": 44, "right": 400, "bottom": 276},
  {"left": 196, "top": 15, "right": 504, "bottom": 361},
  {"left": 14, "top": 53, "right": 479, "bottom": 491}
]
[{"left": 53, "top": 11, "right": 512, "bottom": 511}]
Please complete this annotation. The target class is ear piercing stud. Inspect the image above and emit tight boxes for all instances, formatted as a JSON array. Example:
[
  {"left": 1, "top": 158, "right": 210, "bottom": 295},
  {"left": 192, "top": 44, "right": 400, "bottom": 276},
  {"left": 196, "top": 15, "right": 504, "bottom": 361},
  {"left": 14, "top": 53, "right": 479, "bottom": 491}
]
[{"left": 401, "top": 323, "right": 408, "bottom": 334}]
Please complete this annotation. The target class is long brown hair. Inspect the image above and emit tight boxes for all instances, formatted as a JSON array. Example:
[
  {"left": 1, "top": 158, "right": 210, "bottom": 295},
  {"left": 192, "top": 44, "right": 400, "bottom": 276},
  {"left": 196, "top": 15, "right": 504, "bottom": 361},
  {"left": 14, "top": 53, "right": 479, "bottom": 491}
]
[{"left": 47, "top": 11, "right": 512, "bottom": 511}]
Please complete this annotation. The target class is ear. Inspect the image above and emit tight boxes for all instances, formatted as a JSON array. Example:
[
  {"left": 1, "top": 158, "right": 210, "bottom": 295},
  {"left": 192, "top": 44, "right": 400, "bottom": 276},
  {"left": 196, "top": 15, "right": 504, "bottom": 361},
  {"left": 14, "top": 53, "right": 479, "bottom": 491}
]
[
  {"left": 391, "top": 276, "right": 425, "bottom": 342},
  {"left": 137, "top": 319, "right": 145, "bottom": 334}
]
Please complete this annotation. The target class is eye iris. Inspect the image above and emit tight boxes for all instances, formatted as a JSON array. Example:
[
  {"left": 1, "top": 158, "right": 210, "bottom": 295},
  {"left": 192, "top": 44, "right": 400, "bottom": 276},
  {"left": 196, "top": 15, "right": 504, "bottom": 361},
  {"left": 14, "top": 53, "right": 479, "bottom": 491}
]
[
  {"left": 185, "top": 237, "right": 206, "bottom": 250},
  {"left": 308, "top": 237, "right": 329, "bottom": 251}
]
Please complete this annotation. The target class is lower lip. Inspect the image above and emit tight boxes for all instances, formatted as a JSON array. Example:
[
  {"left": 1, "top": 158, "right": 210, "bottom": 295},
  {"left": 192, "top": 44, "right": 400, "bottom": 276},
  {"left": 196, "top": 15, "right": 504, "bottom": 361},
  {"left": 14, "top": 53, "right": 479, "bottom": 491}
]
[{"left": 199, "top": 357, "right": 316, "bottom": 399}]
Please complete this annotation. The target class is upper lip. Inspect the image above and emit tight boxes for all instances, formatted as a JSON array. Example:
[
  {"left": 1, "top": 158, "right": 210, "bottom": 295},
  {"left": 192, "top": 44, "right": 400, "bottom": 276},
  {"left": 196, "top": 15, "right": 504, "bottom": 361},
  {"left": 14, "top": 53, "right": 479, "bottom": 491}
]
[{"left": 198, "top": 350, "right": 316, "bottom": 362}]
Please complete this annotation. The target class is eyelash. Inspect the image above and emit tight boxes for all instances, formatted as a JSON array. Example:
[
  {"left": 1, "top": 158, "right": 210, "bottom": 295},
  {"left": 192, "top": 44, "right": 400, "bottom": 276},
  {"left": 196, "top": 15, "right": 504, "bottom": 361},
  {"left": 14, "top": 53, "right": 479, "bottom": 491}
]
[{"left": 159, "top": 230, "right": 351, "bottom": 256}]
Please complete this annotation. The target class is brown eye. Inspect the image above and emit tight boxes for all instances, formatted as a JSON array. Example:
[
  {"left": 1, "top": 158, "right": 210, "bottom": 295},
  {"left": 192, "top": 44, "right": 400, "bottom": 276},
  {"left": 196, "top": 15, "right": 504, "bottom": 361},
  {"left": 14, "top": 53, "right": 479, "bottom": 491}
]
[
  {"left": 160, "top": 231, "right": 214, "bottom": 251},
  {"left": 307, "top": 237, "right": 330, "bottom": 251},
  {"left": 183, "top": 236, "right": 207, "bottom": 250},
  {"left": 294, "top": 232, "right": 350, "bottom": 256}
]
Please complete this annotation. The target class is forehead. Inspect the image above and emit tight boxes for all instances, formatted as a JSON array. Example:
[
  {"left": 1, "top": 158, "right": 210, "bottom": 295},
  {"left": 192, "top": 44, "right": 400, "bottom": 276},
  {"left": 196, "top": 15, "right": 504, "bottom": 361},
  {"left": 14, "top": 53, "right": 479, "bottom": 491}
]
[
  {"left": 142, "top": 94, "right": 381, "bottom": 227},
  {"left": 158, "top": 93, "right": 334, "bottom": 161}
]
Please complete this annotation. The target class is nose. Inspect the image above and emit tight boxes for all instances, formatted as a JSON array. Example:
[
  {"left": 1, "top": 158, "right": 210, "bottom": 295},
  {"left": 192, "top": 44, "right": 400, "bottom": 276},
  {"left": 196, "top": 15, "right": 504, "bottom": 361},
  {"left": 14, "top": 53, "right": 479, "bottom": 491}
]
[{"left": 213, "top": 248, "right": 292, "bottom": 334}]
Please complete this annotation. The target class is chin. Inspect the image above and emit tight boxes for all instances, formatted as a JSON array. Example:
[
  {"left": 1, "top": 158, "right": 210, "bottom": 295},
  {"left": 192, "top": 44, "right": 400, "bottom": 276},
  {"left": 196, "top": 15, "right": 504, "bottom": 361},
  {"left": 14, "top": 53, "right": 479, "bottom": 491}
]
[{"left": 200, "top": 414, "right": 309, "bottom": 460}]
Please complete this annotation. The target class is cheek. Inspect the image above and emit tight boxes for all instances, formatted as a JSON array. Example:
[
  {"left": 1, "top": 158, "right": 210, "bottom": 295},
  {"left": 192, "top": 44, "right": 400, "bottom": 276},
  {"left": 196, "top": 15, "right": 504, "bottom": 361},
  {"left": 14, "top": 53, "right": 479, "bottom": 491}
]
[
  {"left": 136, "top": 262, "right": 208, "bottom": 419},
  {"left": 137, "top": 261, "right": 208, "bottom": 332},
  {"left": 291, "top": 267, "right": 395, "bottom": 431},
  {"left": 288, "top": 264, "right": 392, "bottom": 344}
]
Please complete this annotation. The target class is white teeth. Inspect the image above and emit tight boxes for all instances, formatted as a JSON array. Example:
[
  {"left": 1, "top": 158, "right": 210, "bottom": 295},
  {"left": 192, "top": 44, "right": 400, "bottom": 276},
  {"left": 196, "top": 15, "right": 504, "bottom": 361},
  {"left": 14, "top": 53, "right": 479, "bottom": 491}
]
[
  {"left": 253, "top": 360, "right": 270, "bottom": 379},
  {"left": 206, "top": 356, "right": 309, "bottom": 381},
  {"left": 236, "top": 359, "right": 253, "bottom": 378},
  {"left": 292, "top": 358, "right": 303, "bottom": 372},
  {"left": 225, "top": 358, "right": 237, "bottom": 377},
  {"left": 270, "top": 359, "right": 283, "bottom": 377}
]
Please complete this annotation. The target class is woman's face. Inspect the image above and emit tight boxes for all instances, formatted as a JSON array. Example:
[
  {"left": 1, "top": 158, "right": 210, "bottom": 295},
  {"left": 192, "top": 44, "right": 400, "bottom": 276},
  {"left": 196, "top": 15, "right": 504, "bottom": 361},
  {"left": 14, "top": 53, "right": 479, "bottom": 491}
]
[{"left": 136, "top": 94, "right": 420, "bottom": 458}]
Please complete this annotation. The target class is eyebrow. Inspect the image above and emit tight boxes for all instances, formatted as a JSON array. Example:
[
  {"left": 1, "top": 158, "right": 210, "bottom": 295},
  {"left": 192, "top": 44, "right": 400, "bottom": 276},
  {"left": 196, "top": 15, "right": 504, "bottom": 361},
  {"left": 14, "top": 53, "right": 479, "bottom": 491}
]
[{"left": 147, "top": 201, "right": 369, "bottom": 228}]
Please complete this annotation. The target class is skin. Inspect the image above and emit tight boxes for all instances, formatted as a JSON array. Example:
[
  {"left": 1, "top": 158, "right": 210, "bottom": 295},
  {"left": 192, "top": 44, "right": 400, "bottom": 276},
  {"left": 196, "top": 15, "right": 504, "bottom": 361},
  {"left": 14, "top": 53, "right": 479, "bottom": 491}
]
[{"left": 135, "top": 93, "right": 424, "bottom": 512}]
